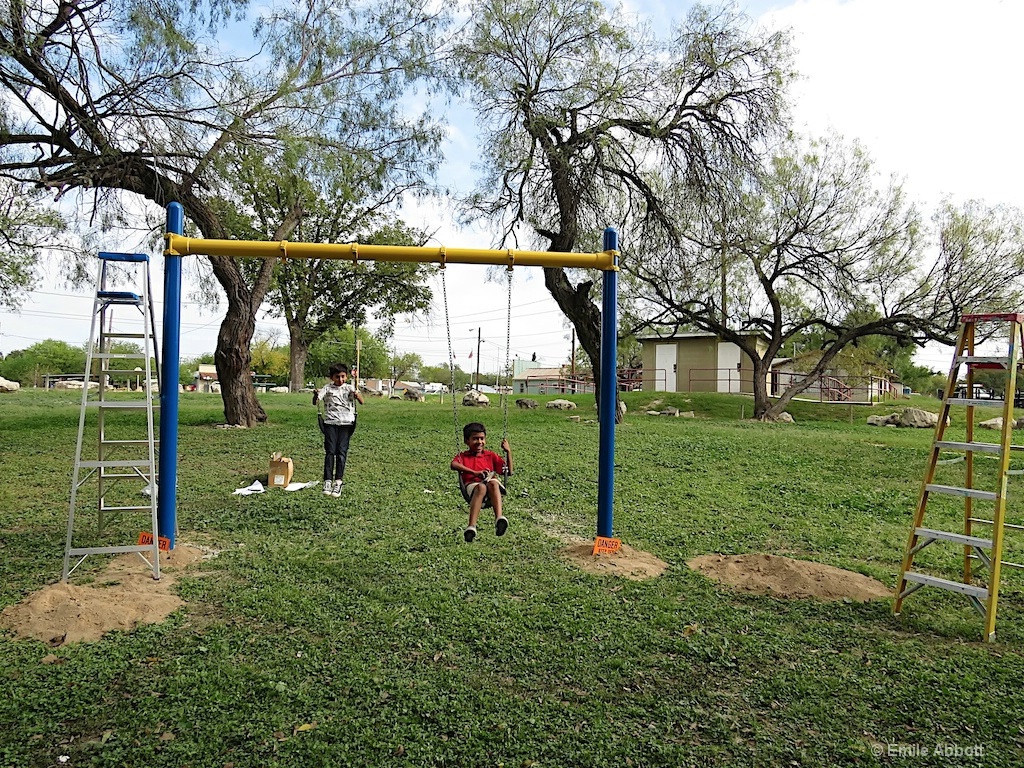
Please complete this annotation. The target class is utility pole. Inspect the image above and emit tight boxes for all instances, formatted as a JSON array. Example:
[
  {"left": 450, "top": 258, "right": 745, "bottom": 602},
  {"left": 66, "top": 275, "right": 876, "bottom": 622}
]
[
  {"left": 571, "top": 328, "right": 577, "bottom": 394},
  {"left": 473, "top": 327, "right": 482, "bottom": 389}
]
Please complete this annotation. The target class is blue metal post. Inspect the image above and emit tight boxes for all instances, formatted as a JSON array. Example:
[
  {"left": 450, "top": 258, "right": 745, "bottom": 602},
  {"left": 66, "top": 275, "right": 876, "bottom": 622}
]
[
  {"left": 159, "top": 202, "right": 183, "bottom": 548},
  {"left": 597, "top": 228, "right": 619, "bottom": 538}
]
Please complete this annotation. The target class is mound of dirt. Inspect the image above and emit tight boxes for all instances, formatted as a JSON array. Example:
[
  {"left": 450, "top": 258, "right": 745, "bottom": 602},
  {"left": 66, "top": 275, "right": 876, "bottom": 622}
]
[
  {"left": 688, "top": 553, "right": 891, "bottom": 601},
  {"left": 0, "top": 544, "right": 210, "bottom": 646},
  {"left": 560, "top": 539, "right": 669, "bottom": 580}
]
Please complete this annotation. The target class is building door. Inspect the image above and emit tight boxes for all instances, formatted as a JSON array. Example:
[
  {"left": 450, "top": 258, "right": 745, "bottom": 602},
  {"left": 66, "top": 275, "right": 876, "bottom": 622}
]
[{"left": 655, "top": 344, "right": 676, "bottom": 392}]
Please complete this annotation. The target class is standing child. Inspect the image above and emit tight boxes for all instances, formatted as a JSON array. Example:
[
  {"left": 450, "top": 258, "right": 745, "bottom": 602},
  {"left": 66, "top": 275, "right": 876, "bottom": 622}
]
[
  {"left": 313, "top": 363, "right": 364, "bottom": 497},
  {"left": 451, "top": 422, "right": 513, "bottom": 542}
]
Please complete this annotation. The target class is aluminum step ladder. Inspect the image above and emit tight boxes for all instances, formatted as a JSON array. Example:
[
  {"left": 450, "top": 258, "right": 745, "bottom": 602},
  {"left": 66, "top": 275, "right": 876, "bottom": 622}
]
[
  {"left": 895, "top": 312, "right": 1024, "bottom": 641},
  {"left": 63, "top": 251, "right": 163, "bottom": 581}
]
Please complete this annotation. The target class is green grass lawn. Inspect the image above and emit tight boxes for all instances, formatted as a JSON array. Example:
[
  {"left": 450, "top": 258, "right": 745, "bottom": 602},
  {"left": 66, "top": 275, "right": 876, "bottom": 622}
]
[{"left": 2, "top": 389, "right": 1023, "bottom": 766}]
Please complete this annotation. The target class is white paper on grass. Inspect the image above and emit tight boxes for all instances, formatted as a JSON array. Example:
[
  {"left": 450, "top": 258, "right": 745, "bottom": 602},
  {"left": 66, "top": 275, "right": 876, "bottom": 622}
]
[
  {"left": 233, "top": 480, "right": 265, "bottom": 496},
  {"left": 284, "top": 481, "right": 320, "bottom": 492}
]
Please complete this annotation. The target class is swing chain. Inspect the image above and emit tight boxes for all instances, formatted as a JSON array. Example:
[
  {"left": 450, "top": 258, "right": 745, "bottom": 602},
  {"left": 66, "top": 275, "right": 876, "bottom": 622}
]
[
  {"left": 440, "top": 268, "right": 460, "bottom": 453},
  {"left": 503, "top": 266, "right": 513, "bottom": 441}
]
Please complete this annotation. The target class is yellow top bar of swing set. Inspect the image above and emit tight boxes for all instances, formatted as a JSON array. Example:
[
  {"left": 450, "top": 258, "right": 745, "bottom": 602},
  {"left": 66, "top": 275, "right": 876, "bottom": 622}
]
[{"left": 164, "top": 233, "right": 618, "bottom": 271}]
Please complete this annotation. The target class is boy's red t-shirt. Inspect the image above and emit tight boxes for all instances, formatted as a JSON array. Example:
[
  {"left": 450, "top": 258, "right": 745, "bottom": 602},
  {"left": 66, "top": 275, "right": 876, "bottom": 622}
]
[{"left": 454, "top": 449, "right": 506, "bottom": 485}]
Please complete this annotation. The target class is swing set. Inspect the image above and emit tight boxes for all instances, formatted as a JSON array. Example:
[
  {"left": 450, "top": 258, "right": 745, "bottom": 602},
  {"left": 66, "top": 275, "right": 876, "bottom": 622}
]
[
  {"left": 440, "top": 265, "right": 513, "bottom": 504},
  {"left": 157, "top": 202, "right": 620, "bottom": 548}
]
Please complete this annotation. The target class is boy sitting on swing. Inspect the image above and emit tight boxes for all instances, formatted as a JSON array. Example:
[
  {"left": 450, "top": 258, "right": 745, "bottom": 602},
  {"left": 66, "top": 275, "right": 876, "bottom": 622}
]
[{"left": 451, "top": 422, "right": 513, "bottom": 543}]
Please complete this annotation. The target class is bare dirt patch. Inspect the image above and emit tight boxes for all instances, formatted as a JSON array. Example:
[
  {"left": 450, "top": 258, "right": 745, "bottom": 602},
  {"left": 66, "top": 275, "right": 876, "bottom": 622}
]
[
  {"left": 0, "top": 544, "right": 212, "bottom": 646},
  {"left": 688, "top": 553, "right": 891, "bottom": 601},
  {"left": 560, "top": 538, "right": 669, "bottom": 580}
]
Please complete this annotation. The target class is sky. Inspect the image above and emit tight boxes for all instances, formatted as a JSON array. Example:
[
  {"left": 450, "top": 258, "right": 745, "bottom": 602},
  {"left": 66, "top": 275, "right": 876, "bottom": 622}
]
[{"left": 2, "top": 0, "right": 1021, "bottom": 375}]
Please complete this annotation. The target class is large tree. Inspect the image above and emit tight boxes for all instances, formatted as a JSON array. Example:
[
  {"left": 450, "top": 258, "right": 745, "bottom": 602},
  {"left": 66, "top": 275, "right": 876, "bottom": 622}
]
[
  {"left": 626, "top": 134, "right": 1024, "bottom": 419},
  {"left": 453, "top": 0, "right": 793, "bottom": 409},
  {"left": 0, "top": 176, "right": 67, "bottom": 309},
  {"left": 307, "top": 326, "right": 391, "bottom": 382},
  {"left": 271, "top": 217, "right": 433, "bottom": 391},
  {"left": 0, "top": 0, "right": 445, "bottom": 424},
  {"left": 209, "top": 141, "right": 435, "bottom": 392}
]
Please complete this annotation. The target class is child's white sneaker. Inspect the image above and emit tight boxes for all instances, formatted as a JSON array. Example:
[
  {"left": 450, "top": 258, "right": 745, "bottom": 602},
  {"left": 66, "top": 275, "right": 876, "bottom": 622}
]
[
  {"left": 464, "top": 526, "right": 477, "bottom": 543},
  {"left": 331, "top": 479, "right": 343, "bottom": 497},
  {"left": 495, "top": 516, "right": 508, "bottom": 536},
  {"left": 322, "top": 480, "right": 332, "bottom": 495}
]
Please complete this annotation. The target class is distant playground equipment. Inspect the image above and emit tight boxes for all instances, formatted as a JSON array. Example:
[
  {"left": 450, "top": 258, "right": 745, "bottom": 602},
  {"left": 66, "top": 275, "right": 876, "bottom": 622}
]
[{"left": 157, "top": 202, "right": 620, "bottom": 553}]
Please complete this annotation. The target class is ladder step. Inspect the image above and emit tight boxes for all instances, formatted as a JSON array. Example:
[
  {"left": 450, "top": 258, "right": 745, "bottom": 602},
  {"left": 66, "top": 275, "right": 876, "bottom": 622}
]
[
  {"left": 925, "top": 483, "right": 998, "bottom": 501},
  {"left": 99, "top": 369, "right": 154, "bottom": 377},
  {"left": 67, "top": 544, "right": 157, "bottom": 557},
  {"left": 962, "top": 312, "right": 1024, "bottom": 323},
  {"left": 902, "top": 571, "right": 989, "bottom": 600},
  {"left": 935, "top": 440, "right": 1024, "bottom": 454},
  {"left": 969, "top": 517, "right": 1024, "bottom": 532},
  {"left": 94, "top": 402, "right": 157, "bottom": 409},
  {"left": 956, "top": 355, "right": 1012, "bottom": 368},
  {"left": 947, "top": 397, "right": 1005, "bottom": 408},
  {"left": 97, "top": 291, "right": 143, "bottom": 304},
  {"left": 99, "top": 504, "right": 155, "bottom": 512},
  {"left": 915, "top": 527, "right": 992, "bottom": 549},
  {"left": 79, "top": 459, "right": 157, "bottom": 468},
  {"left": 100, "top": 332, "right": 150, "bottom": 340},
  {"left": 98, "top": 251, "right": 149, "bottom": 263},
  {"left": 94, "top": 353, "right": 148, "bottom": 360},
  {"left": 101, "top": 439, "right": 159, "bottom": 446}
]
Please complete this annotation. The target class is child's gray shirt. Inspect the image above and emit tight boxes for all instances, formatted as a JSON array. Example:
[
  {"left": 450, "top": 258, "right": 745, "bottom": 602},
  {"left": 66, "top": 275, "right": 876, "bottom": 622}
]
[{"left": 317, "top": 382, "right": 357, "bottom": 425}]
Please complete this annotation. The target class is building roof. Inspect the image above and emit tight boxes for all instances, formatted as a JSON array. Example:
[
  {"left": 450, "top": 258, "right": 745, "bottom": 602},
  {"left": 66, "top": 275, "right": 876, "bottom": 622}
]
[
  {"left": 636, "top": 330, "right": 768, "bottom": 341},
  {"left": 512, "top": 367, "right": 564, "bottom": 381}
]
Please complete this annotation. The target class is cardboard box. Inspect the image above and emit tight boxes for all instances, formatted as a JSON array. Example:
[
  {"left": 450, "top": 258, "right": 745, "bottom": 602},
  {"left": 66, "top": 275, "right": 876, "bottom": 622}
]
[{"left": 268, "top": 451, "right": 294, "bottom": 488}]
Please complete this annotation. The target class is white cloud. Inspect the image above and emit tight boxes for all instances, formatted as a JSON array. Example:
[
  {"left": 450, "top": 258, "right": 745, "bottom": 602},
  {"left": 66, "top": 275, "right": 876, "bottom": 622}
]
[{"left": 762, "top": 0, "right": 1024, "bottom": 209}]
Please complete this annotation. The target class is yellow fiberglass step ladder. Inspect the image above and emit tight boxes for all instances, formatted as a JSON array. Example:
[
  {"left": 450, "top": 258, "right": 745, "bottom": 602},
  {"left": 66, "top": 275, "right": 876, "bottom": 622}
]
[
  {"left": 63, "top": 251, "right": 162, "bottom": 581},
  {"left": 895, "top": 312, "right": 1024, "bottom": 641}
]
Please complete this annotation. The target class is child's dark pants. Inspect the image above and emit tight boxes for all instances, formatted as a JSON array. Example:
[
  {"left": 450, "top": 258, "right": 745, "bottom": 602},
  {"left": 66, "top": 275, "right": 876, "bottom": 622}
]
[{"left": 322, "top": 423, "right": 355, "bottom": 481}]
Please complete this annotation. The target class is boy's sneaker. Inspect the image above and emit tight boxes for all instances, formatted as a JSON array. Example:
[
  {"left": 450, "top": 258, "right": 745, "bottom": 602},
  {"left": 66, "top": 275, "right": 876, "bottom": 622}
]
[
  {"left": 495, "top": 516, "right": 509, "bottom": 537},
  {"left": 331, "top": 480, "right": 343, "bottom": 497},
  {"left": 322, "top": 480, "right": 332, "bottom": 495},
  {"left": 464, "top": 526, "right": 477, "bottom": 543}
]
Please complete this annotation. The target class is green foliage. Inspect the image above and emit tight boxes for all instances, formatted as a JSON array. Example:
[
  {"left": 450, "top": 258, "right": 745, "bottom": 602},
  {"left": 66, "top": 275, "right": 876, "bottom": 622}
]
[
  {"left": 0, "top": 177, "right": 68, "bottom": 310},
  {"left": 420, "top": 362, "right": 471, "bottom": 390},
  {"left": 390, "top": 351, "right": 423, "bottom": 381},
  {"left": 308, "top": 327, "right": 390, "bottom": 381},
  {"left": 0, "top": 339, "right": 86, "bottom": 385},
  {"left": 902, "top": 366, "right": 946, "bottom": 396},
  {"left": 249, "top": 336, "right": 291, "bottom": 385},
  {"left": 3, "top": 391, "right": 1024, "bottom": 766}
]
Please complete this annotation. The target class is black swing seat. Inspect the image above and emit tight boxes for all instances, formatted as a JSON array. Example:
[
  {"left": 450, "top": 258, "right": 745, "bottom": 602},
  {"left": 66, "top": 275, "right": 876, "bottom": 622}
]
[{"left": 459, "top": 467, "right": 511, "bottom": 508}]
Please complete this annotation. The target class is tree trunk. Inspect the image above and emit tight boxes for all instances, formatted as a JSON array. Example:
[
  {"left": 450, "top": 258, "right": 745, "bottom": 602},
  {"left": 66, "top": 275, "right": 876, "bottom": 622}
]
[
  {"left": 542, "top": 266, "right": 621, "bottom": 420},
  {"left": 751, "top": 357, "right": 803, "bottom": 421},
  {"left": 288, "top": 323, "right": 309, "bottom": 392},
  {"left": 201, "top": 206, "right": 299, "bottom": 424},
  {"left": 206, "top": 252, "right": 273, "bottom": 426},
  {"left": 215, "top": 295, "right": 266, "bottom": 427},
  {"left": 751, "top": 358, "right": 773, "bottom": 420}
]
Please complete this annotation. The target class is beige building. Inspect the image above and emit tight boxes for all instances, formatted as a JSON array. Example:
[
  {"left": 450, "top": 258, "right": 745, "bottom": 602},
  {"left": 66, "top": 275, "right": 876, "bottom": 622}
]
[
  {"left": 513, "top": 366, "right": 579, "bottom": 395},
  {"left": 196, "top": 364, "right": 218, "bottom": 393},
  {"left": 637, "top": 332, "right": 900, "bottom": 402},
  {"left": 636, "top": 332, "right": 768, "bottom": 394}
]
